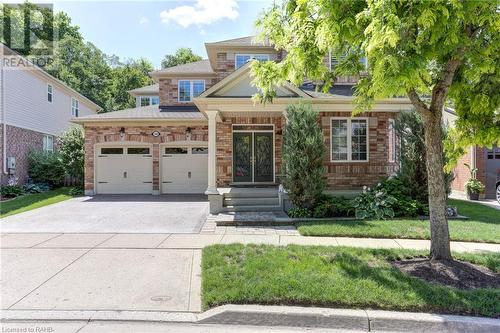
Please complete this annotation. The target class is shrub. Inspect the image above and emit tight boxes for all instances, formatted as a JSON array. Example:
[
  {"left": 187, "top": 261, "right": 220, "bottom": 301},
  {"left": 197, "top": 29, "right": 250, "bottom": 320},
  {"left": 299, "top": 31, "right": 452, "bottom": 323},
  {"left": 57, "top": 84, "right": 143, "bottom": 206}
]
[
  {"left": 0, "top": 185, "right": 24, "bottom": 198},
  {"left": 287, "top": 207, "right": 312, "bottom": 218},
  {"left": 282, "top": 103, "right": 325, "bottom": 209},
  {"left": 465, "top": 178, "right": 485, "bottom": 194},
  {"left": 352, "top": 186, "right": 398, "bottom": 220},
  {"left": 23, "top": 183, "right": 51, "bottom": 194},
  {"left": 58, "top": 126, "right": 85, "bottom": 184},
  {"left": 27, "top": 150, "right": 65, "bottom": 187},
  {"left": 312, "top": 194, "right": 354, "bottom": 218},
  {"left": 375, "top": 177, "right": 426, "bottom": 217},
  {"left": 69, "top": 187, "right": 84, "bottom": 196},
  {"left": 394, "top": 112, "right": 454, "bottom": 204}
]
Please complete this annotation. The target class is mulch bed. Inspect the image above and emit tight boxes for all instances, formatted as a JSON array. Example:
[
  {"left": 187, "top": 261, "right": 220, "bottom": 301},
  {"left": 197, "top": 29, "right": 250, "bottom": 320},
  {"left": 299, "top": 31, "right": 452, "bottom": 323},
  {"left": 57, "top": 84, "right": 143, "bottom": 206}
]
[{"left": 392, "top": 258, "right": 500, "bottom": 290}]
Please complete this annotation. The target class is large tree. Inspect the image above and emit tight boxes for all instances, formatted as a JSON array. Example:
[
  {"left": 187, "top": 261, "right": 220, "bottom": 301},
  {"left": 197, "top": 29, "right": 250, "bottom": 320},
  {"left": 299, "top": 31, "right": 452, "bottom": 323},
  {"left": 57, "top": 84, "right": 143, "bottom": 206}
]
[
  {"left": 252, "top": 0, "right": 499, "bottom": 260},
  {"left": 161, "top": 47, "right": 202, "bottom": 69}
]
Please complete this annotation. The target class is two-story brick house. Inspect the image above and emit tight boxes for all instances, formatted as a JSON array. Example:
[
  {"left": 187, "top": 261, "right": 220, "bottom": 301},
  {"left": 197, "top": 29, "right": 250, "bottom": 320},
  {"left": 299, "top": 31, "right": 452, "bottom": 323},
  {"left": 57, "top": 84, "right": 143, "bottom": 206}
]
[
  {"left": 75, "top": 36, "right": 413, "bottom": 213},
  {"left": 1, "top": 45, "right": 100, "bottom": 185}
]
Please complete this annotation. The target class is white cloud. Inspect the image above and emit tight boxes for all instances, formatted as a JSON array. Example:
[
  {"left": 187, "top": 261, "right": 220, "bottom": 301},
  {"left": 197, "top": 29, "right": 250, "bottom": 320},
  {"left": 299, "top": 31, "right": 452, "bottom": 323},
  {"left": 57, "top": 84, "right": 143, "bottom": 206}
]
[
  {"left": 199, "top": 29, "right": 207, "bottom": 35},
  {"left": 139, "top": 16, "right": 150, "bottom": 25},
  {"left": 160, "top": 0, "right": 239, "bottom": 28}
]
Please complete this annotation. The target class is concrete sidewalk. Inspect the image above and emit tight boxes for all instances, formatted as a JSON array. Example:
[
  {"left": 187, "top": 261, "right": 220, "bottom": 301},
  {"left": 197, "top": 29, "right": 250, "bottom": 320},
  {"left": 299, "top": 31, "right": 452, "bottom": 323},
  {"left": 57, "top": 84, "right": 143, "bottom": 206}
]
[{"left": 2, "top": 231, "right": 499, "bottom": 252}]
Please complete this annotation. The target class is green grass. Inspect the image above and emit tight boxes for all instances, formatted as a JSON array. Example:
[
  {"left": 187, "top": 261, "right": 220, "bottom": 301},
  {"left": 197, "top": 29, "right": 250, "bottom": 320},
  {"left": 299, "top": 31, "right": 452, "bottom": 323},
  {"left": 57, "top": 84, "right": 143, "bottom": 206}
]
[
  {"left": 0, "top": 187, "right": 74, "bottom": 218},
  {"left": 297, "top": 199, "right": 500, "bottom": 243},
  {"left": 202, "top": 244, "right": 500, "bottom": 317}
]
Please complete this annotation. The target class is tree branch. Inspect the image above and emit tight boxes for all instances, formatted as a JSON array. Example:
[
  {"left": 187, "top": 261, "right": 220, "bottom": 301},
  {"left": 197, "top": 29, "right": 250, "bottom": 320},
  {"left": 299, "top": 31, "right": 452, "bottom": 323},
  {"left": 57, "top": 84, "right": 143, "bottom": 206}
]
[{"left": 407, "top": 88, "right": 430, "bottom": 117}]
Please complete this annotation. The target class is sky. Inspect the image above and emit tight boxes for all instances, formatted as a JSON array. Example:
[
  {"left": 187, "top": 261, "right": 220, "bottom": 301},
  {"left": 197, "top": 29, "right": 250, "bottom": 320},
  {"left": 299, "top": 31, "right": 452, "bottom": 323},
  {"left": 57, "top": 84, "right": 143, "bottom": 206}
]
[{"left": 49, "top": 0, "right": 274, "bottom": 68}]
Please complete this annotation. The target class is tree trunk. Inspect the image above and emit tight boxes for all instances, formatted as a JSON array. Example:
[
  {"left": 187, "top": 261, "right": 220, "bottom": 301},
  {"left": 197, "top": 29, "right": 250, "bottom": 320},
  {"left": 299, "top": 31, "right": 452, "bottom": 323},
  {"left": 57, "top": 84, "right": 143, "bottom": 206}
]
[{"left": 422, "top": 110, "right": 452, "bottom": 261}]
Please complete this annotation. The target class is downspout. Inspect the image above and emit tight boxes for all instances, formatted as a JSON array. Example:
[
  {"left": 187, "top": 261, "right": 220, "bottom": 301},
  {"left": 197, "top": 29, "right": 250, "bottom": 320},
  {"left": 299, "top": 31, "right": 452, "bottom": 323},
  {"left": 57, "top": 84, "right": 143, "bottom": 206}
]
[{"left": 1, "top": 53, "right": 7, "bottom": 175}]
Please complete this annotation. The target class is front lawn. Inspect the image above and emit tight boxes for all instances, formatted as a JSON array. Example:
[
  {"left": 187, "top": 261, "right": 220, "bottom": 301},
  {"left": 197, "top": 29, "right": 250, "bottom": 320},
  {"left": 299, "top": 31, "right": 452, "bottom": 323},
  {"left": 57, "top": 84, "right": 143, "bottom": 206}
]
[
  {"left": 0, "top": 187, "right": 74, "bottom": 218},
  {"left": 297, "top": 199, "right": 500, "bottom": 243},
  {"left": 202, "top": 244, "right": 500, "bottom": 317}
]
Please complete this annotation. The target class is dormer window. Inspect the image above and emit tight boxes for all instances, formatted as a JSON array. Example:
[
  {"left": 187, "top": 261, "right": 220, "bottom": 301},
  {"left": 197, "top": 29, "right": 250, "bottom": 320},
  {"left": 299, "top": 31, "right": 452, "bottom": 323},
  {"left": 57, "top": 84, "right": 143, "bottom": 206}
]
[
  {"left": 139, "top": 96, "right": 160, "bottom": 107},
  {"left": 178, "top": 80, "right": 205, "bottom": 102},
  {"left": 235, "top": 54, "right": 269, "bottom": 69}
]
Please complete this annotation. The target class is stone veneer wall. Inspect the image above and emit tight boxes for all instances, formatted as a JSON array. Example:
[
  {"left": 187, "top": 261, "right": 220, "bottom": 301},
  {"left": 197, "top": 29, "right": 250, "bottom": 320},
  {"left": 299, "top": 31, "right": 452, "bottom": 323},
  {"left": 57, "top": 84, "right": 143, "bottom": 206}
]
[
  {"left": 84, "top": 125, "right": 208, "bottom": 193},
  {"left": 216, "top": 116, "right": 284, "bottom": 187},
  {"left": 158, "top": 77, "right": 217, "bottom": 107},
  {"left": 0, "top": 124, "right": 47, "bottom": 185},
  {"left": 320, "top": 112, "right": 399, "bottom": 190}
]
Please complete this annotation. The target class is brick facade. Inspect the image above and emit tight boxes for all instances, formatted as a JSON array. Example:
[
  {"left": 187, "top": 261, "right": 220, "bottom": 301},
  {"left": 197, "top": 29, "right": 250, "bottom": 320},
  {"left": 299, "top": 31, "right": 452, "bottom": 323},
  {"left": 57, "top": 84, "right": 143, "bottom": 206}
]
[
  {"left": 0, "top": 125, "right": 48, "bottom": 185},
  {"left": 215, "top": 52, "right": 235, "bottom": 81},
  {"left": 450, "top": 146, "right": 487, "bottom": 195},
  {"left": 83, "top": 125, "right": 208, "bottom": 193},
  {"left": 213, "top": 112, "right": 397, "bottom": 190},
  {"left": 159, "top": 77, "right": 217, "bottom": 107}
]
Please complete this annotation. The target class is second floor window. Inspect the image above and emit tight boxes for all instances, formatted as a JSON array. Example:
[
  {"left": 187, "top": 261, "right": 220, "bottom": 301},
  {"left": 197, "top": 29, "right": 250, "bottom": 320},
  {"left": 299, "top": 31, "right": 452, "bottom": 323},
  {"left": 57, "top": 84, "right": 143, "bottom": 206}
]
[
  {"left": 71, "top": 98, "right": 79, "bottom": 117},
  {"left": 47, "top": 84, "right": 53, "bottom": 103},
  {"left": 178, "top": 80, "right": 205, "bottom": 102},
  {"left": 235, "top": 54, "right": 269, "bottom": 69}
]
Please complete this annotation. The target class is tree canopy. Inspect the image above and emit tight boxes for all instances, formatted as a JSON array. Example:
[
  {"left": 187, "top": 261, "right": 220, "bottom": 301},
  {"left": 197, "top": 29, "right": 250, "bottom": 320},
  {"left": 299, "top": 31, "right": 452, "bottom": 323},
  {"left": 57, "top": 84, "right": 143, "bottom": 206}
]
[
  {"left": 252, "top": 0, "right": 499, "bottom": 260},
  {"left": 1, "top": 3, "right": 154, "bottom": 112},
  {"left": 161, "top": 47, "right": 202, "bottom": 69}
]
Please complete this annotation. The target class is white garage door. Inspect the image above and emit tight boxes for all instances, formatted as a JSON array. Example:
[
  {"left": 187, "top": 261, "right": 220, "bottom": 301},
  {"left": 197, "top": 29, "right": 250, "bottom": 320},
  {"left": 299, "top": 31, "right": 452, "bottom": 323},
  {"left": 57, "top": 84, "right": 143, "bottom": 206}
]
[
  {"left": 161, "top": 147, "right": 208, "bottom": 194},
  {"left": 96, "top": 146, "right": 153, "bottom": 194}
]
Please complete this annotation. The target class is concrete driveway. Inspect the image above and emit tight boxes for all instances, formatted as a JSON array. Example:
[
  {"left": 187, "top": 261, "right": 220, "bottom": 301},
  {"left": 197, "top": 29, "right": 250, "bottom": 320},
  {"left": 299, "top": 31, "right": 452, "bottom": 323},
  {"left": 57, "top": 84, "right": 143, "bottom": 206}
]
[
  {"left": 0, "top": 195, "right": 209, "bottom": 233},
  {"left": 1, "top": 234, "right": 201, "bottom": 312}
]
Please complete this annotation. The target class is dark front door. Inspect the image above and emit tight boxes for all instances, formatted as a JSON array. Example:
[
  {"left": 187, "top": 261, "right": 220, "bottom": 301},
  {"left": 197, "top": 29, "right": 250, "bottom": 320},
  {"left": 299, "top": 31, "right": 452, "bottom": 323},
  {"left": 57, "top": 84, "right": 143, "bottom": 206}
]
[
  {"left": 233, "top": 131, "right": 274, "bottom": 183},
  {"left": 254, "top": 132, "right": 273, "bottom": 182}
]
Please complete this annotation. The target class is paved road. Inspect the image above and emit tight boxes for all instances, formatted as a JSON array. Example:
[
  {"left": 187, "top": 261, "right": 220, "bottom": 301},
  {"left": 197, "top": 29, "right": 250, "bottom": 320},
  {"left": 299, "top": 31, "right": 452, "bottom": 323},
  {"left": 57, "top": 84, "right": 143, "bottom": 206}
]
[
  {"left": 0, "top": 321, "right": 372, "bottom": 333},
  {"left": 0, "top": 195, "right": 209, "bottom": 233}
]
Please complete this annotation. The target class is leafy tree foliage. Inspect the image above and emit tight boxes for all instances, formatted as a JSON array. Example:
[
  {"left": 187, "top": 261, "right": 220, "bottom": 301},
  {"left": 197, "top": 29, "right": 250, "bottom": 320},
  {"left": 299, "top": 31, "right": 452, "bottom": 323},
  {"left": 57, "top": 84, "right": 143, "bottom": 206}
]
[
  {"left": 282, "top": 103, "right": 325, "bottom": 209},
  {"left": 27, "top": 151, "right": 65, "bottom": 187},
  {"left": 1, "top": 3, "right": 154, "bottom": 112},
  {"left": 251, "top": 0, "right": 499, "bottom": 260},
  {"left": 58, "top": 126, "right": 85, "bottom": 183},
  {"left": 161, "top": 48, "right": 202, "bottom": 69}
]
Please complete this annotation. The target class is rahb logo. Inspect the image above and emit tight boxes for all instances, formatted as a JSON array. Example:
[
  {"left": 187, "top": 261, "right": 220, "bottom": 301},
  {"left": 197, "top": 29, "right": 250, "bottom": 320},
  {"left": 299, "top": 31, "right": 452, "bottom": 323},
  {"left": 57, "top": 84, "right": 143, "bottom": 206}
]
[{"left": 1, "top": 3, "right": 56, "bottom": 68}]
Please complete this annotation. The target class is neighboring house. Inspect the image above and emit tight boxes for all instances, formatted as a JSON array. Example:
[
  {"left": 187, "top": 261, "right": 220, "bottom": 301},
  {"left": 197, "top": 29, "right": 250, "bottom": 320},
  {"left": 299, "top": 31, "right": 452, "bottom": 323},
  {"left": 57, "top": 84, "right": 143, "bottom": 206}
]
[
  {"left": 443, "top": 108, "right": 500, "bottom": 200},
  {"left": 0, "top": 44, "right": 101, "bottom": 185},
  {"left": 74, "top": 36, "right": 413, "bottom": 213}
]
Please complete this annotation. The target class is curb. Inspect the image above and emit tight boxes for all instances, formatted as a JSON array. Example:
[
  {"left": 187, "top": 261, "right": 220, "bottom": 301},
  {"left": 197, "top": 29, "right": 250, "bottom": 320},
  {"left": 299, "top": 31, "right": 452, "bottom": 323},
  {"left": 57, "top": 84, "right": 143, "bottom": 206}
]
[
  {"left": 198, "top": 305, "right": 500, "bottom": 333},
  {"left": 2, "top": 306, "right": 500, "bottom": 332}
]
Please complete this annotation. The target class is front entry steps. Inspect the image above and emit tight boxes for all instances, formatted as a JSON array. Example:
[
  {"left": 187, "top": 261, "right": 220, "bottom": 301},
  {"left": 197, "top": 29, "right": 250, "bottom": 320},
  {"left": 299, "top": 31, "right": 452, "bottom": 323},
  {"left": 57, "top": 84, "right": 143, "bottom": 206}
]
[
  {"left": 207, "top": 211, "right": 289, "bottom": 226},
  {"left": 221, "top": 187, "right": 282, "bottom": 213}
]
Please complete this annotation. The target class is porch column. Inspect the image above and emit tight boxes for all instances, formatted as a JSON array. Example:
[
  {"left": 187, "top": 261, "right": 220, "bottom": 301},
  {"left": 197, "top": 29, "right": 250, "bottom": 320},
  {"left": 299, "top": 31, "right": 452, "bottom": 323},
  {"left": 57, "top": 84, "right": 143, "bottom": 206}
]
[{"left": 205, "top": 110, "right": 219, "bottom": 195}]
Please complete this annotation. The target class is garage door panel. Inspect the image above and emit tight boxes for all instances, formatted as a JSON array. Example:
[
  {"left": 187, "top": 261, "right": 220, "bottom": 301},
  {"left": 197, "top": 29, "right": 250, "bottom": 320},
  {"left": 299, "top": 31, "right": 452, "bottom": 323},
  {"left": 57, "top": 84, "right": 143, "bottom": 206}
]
[
  {"left": 96, "top": 146, "right": 152, "bottom": 194},
  {"left": 161, "top": 148, "right": 207, "bottom": 194}
]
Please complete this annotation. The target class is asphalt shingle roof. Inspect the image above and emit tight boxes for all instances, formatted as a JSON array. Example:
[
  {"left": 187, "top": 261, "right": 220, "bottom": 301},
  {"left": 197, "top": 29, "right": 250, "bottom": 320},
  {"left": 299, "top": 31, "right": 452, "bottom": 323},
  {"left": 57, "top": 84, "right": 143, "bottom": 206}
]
[
  {"left": 153, "top": 59, "right": 214, "bottom": 75},
  {"left": 206, "top": 36, "right": 271, "bottom": 47},
  {"left": 75, "top": 105, "right": 206, "bottom": 121},
  {"left": 128, "top": 83, "right": 159, "bottom": 95}
]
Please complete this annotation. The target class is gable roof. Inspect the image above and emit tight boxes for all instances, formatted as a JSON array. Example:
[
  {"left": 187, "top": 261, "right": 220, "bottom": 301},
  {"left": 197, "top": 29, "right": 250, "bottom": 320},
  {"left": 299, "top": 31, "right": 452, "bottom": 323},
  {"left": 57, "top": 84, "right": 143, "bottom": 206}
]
[
  {"left": 151, "top": 59, "right": 215, "bottom": 79},
  {"left": 197, "top": 61, "right": 309, "bottom": 99},
  {"left": 128, "top": 83, "right": 159, "bottom": 96},
  {"left": 204, "top": 36, "right": 272, "bottom": 47},
  {"left": 1, "top": 44, "right": 101, "bottom": 111}
]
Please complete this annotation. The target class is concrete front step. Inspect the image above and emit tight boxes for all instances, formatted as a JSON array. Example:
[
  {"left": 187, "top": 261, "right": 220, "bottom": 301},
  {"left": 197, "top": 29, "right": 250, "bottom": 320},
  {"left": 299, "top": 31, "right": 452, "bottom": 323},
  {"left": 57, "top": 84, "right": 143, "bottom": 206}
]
[
  {"left": 222, "top": 188, "right": 279, "bottom": 198},
  {"left": 224, "top": 197, "right": 280, "bottom": 206},
  {"left": 223, "top": 205, "right": 283, "bottom": 212}
]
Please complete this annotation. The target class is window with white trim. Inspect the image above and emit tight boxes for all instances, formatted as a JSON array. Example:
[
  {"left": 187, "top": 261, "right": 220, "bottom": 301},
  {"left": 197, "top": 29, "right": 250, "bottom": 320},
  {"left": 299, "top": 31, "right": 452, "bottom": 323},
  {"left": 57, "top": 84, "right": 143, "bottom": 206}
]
[
  {"left": 178, "top": 80, "right": 205, "bottom": 102},
  {"left": 388, "top": 119, "right": 396, "bottom": 162},
  {"left": 235, "top": 54, "right": 270, "bottom": 69},
  {"left": 47, "top": 84, "right": 53, "bottom": 103},
  {"left": 43, "top": 135, "right": 54, "bottom": 152},
  {"left": 138, "top": 96, "right": 160, "bottom": 107},
  {"left": 331, "top": 118, "right": 368, "bottom": 162},
  {"left": 71, "top": 98, "right": 79, "bottom": 117}
]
